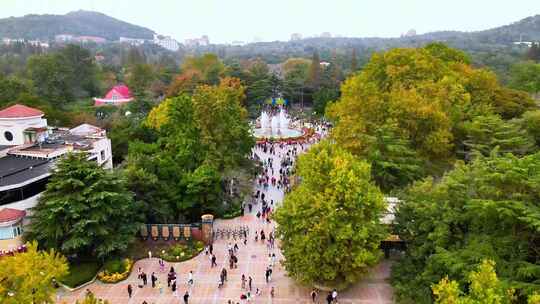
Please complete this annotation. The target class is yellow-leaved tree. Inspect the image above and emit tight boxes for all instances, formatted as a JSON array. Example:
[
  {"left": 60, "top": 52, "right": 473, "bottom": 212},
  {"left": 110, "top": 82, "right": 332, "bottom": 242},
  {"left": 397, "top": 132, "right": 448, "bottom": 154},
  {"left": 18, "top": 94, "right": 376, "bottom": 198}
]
[{"left": 0, "top": 241, "right": 68, "bottom": 304}]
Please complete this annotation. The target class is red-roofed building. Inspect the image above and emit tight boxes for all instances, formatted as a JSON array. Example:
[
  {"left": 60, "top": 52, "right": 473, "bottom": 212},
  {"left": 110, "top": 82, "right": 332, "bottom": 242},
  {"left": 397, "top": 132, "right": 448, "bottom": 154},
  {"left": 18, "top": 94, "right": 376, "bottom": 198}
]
[
  {"left": 94, "top": 84, "right": 134, "bottom": 106},
  {"left": 0, "top": 208, "right": 26, "bottom": 250},
  {"left": 0, "top": 104, "right": 48, "bottom": 146},
  {"left": 0, "top": 104, "right": 44, "bottom": 119}
]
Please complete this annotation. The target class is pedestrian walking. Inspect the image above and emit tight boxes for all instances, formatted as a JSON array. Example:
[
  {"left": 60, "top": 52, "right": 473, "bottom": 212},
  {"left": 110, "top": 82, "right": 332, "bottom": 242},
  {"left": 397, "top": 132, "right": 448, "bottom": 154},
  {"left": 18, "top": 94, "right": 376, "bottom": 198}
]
[
  {"left": 142, "top": 272, "right": 147, "bottom": 286},
  {"left": 211, "top": 254, "right": 217, "bottom": 267},
  {"left": 188, "top": 270, "right": 194, "bottom": 285},
  {"left": 326, "top": 292, "right": 333, "bottom": 304},
  {"left": 151, "top": 272, "right": 157, "bottom": 288},
  {"left": 332, "top": 289, "right": 338, "bottom": 303},
  {"left": 127, "top": 284, "right": 133, "bottom": 298},
  {"left": 172, "top": 280, "right": 177, "bottom": 296},
  {"left": 241, "top": 274, "right": 246, "bottom": 289},
  {"left": 248, "top": 276, "right": 253, "bottom": 291},
  {"left": 183, "top": 291, "right": 190, "bottom": 304},
  {"left": 311, "top": 289, "right": 317, "bottom": 302}
]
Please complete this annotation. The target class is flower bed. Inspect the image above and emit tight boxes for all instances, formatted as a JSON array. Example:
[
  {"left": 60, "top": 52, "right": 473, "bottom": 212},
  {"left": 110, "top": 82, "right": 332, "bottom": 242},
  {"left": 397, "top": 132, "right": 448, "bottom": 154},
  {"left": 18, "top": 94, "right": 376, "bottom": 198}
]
[
  {"left": 97, "top": 258, "right": 133, "bottom": 284},
  {"left": 159, "top": 241, "right": 205, "bottom": 263}
]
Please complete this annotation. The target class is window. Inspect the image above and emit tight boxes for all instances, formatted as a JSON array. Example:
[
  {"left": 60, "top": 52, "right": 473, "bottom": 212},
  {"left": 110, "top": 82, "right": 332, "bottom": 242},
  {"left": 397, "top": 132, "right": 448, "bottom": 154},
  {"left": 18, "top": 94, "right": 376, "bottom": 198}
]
[
  {"left": 0, "top": 226, "right": 13, "bottom": 240},
  {"left": 4, "top": 131, "right": 13, "bottom": 141},
  {"left": 13, "top": 226, "right": 22, "bottom": 237},
  {"left": 100, "top": 150, "right": 106, "bottom": 161}
]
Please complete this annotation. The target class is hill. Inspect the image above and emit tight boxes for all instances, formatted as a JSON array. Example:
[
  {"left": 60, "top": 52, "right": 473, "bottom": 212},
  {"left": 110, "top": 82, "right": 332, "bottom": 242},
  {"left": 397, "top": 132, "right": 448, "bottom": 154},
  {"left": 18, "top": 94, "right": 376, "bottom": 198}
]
[{"left": 0, "top": 10, "right": 155, "bottom": 41}]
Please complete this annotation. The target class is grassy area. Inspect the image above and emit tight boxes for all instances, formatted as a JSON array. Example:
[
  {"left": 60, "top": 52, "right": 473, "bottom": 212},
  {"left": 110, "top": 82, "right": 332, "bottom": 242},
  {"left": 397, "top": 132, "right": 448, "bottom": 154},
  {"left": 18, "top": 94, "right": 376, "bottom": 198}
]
[{"left": 61, "top": 261, "right": 101, "bottom": 288}]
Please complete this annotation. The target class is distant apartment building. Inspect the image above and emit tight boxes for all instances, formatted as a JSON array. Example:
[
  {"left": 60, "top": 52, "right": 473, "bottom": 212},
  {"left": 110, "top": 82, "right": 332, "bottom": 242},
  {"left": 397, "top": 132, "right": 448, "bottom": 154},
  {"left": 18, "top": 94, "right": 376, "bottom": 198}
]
[
  {"left": 119, "top": 37, "right": 147, "bottom": 46},
  {"left": 290, "top": 33, "right": 303, "bottom": 41},
  {"left": 2, "top": 38, "right": 49, "bottom": 48},
  {"left": 320, "top": 32, "right": 332, "bottom": 38},
  {"left": 513, "top": 41, "right": 536, "bottom": 47},
  {"left": 54, "top": 34, "right": 74, "bottom": 42},
  {"left": 184, "top": 35, "right": 210, "bottom": 47},
  {"left": 154, "top": 34, "right": 180, "bottom": 51},
  {"left": 402, "top": 29, "right": 417, "bottom": 37},
  {"left": 231, "top": 40, "right": 246, "bottom": 46},
  {"left": 54, "top": 34, "right": 107, "bottom": 44},
  {"left": 0, "top": 104, "right": 113, "bottom": 252}
]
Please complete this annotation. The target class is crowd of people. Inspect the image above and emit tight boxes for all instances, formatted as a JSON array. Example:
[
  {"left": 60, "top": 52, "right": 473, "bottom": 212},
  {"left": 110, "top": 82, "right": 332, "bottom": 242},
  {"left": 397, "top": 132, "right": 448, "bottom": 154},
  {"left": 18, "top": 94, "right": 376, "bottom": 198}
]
[{"left": 75, "top": 115, "right": 334, "bottom": 304}]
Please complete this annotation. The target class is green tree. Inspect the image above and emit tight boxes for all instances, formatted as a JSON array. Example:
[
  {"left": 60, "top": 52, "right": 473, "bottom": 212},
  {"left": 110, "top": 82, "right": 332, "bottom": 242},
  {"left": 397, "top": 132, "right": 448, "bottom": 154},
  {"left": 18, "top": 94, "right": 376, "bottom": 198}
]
[
  {"left": 313, "top": 86, "right": 339, "bottom": 116},
  {"left": 275, "top": 140, "right": 387, "bottom": 288},
  {"left": 521, "top": 110, "right": 540, "bottom": 147},
  {"left": 526, "top": 43, "right": 540, "bottom": 62},
  {"left": 27, "top": 54, "right": 73, "bottom": 104},
  {"left": 126, "top": 63, "right": 155, "bottom": 97},
  {"left": 327, "top": 43, "right": 535, "bottom": 184},
  {"left": 433, "top": 260, "right": 512, "bottom": 304},
  {"left": 392, "top": 152, "right": 540, "bottom": 303},
  {"left": 0, "top": 75, "right": 32, "bottom": 106},
  {"left": 463, "top": 114, "right": 534, "bottom": 158},
  {"left": 351, "top": 48, "right": 358, "bottom": 73},
  {"left": 29, "top": 153, "right": 140, "bottom": 259},
  {"left": 307, "top": 50, "right": 322, "bottom": 89},
  {"left": 128, "top": 79, "right": 253, "bottom": 223},
  {"left": 366, "top": 122, "right": 425, "bottom": 190},
  {"left": 59, "top": 44, "right": 99, "bottom": 97},
  {"left": 283, "top": 60, "right": 309, "bottom": 107},
  {"left": 509, "top": 61, "right": 540, "bottom": 96},
  {"left": 191, "top": 77, "right": 255, "bottom": 170},
  {"left": 0, "top": 241, "right": 68, "bottom": 304},
  {"left": 167, "top": 53, "right": 226, "bottom": 97}
]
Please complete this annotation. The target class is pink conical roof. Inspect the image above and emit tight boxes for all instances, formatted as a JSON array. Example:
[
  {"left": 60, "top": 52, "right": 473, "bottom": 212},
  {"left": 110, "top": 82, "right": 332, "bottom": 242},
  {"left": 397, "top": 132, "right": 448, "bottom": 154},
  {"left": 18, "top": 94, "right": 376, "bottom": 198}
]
[{"left": 105, "top": 85, "right": 132, "bottom": 99}]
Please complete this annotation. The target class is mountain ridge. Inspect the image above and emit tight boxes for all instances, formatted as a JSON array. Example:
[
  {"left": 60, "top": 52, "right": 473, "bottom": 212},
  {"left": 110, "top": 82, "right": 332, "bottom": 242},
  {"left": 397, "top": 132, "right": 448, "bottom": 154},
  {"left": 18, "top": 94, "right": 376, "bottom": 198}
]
[{"left": 0, "top": 10, "right": 155, "bottom": 41}]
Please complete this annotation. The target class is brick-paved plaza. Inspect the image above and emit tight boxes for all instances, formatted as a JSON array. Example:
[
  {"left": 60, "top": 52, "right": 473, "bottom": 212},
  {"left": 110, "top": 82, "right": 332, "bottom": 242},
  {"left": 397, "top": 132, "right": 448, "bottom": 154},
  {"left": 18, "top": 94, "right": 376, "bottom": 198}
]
[{"left": 56, "top": 141, "right": 395, "bottom": 304}]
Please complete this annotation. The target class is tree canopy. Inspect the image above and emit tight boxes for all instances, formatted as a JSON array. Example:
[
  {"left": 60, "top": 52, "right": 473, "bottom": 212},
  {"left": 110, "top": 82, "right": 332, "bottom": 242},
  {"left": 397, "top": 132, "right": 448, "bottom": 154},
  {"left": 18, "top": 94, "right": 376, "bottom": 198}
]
[
  {"left": 128, "top": 77, "right": 254, "bottom": 222},
  {"left": 275, "top": 140, "right": 387, "bottom": 288},
  {"left": 392, "top": 151, "right": 540, "bottom": 303},
  {"left": 327, "top": 43, "right": 535, "bottom": 190},
  {"left": 0, "top": 242, "right": 68, "bottom": 304},
  {"left": 29, "top": 153, "right": 140, "bottom": 259}
]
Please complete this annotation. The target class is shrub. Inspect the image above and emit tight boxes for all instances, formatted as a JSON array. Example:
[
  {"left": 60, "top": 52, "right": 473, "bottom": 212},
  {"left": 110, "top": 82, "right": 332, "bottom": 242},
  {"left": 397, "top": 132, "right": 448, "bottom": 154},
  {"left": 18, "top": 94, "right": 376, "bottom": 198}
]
[{"left": 97, "top": 258, "right": 133, "bottom": 283}]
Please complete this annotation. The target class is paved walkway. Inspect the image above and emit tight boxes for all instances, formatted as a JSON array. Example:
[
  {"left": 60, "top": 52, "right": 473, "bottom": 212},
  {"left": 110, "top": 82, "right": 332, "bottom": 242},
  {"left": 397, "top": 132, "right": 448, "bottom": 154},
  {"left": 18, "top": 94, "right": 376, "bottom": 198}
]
[{"left": 57, "top": 137, "right": 394, "bottom": 304}]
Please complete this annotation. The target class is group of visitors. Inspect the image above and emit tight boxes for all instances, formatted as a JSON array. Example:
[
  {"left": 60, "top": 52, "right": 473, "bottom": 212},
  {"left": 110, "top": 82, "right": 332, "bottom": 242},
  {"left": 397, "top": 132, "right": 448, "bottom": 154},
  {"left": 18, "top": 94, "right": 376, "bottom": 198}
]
[
  {"left": 76, "top": 116, "right": 331, "bottom": 304},
  {"left": 125, "top": 260, "right": 192, "bottom": 303},
  {"left": 310, "top": 288, "right": 340, "bottom": 303}
]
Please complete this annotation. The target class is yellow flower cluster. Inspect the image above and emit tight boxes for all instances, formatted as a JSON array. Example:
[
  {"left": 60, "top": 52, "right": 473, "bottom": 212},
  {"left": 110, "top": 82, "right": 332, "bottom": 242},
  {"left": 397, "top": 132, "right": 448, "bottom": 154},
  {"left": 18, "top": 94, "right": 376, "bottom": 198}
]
[{"left": 97, "top": 259, "right": 133, "bottom": 283}]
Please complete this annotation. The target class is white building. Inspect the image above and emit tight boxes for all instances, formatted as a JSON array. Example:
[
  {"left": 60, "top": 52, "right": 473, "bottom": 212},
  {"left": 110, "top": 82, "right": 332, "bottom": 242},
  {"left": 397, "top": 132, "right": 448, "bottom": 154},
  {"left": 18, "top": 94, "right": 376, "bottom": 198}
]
[
  {"left": 119, "top": 37, "right": 147, "bottom": 46},
  {"left": 184, "top": 35, "right": 210, "bottom": 48},
  {"left": 0, "top": 104, "right": 113, "bottom": 251},
  {"left": 154, "top": 35, "right": 180, "bottom": 51}
]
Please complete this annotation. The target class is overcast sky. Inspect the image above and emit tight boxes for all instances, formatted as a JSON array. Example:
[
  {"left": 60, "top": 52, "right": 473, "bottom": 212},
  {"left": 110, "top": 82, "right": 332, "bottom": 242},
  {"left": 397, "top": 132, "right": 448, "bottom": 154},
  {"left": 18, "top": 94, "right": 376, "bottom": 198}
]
[{"left": 1, "top": 0, "right": 539, "bottom": 43}]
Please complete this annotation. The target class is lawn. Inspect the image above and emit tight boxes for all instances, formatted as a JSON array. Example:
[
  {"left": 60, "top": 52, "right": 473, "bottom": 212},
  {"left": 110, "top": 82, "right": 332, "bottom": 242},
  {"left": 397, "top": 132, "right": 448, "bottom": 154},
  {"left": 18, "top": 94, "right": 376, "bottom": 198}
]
[{"left": 61, "top": 261, "right": 101, "bottom": 288}]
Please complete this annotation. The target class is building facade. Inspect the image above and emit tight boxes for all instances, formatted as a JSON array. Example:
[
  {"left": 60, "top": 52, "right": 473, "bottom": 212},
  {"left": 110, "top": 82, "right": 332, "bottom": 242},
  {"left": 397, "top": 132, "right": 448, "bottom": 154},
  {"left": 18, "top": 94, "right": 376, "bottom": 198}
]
[{"left": 0, "top": 104, "right": 113, "bottom": 251}]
